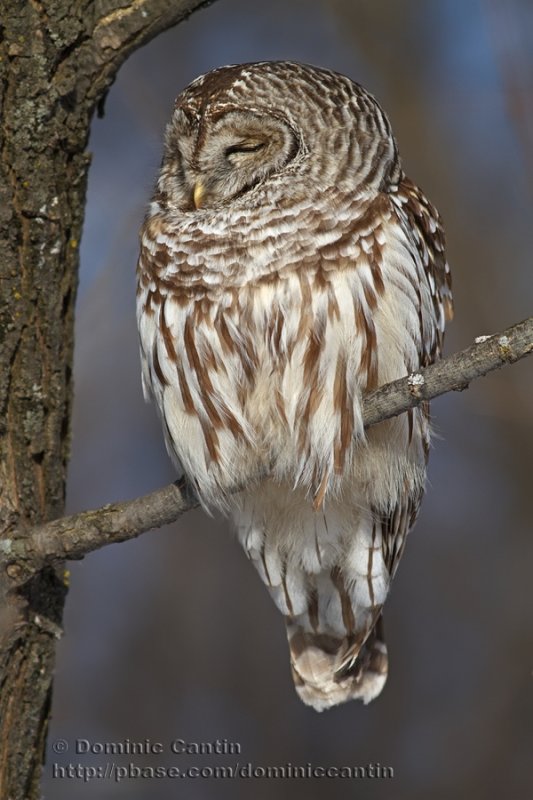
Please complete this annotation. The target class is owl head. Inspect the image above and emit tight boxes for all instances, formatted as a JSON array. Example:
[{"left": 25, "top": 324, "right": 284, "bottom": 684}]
[{"left": 157, "top": 61, "right": 401, "bottom": 213}]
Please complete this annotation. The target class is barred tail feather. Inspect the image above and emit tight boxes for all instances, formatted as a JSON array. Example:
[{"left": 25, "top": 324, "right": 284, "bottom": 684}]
[
  {"left": 234, "top": 484, "right": 402, "bottom": 710},
  {"left": 287, "top": 615, "right": 388, "bottom": 711}
]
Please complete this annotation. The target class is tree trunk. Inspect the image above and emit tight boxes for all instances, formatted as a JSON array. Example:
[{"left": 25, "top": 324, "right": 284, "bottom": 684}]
[{"left": 0, "top": 2, "right": 214, "bottom": 797}]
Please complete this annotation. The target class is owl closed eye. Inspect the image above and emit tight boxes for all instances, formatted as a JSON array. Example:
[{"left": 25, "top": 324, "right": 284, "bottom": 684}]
[{"left": 165, "top": 108, "right": 300, "bottom": 210}]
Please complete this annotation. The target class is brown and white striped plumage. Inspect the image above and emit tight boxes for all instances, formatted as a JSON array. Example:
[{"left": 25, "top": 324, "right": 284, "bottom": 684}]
[{"left": 137, "top": 62, "right": 453, "bottom": 711}]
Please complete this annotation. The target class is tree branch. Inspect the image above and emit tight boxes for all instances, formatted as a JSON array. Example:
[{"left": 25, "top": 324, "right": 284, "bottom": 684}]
[
  {"left": 3, "top": 316, "right": 532, "bottom": 585},
  {"left": 52, "top": 1, "right": 217, "bottom": 110}
]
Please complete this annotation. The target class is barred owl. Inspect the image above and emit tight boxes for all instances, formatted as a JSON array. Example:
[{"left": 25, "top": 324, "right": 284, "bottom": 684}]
[{"left": 137, "top": 62, "right": 453, "bottom": 711}]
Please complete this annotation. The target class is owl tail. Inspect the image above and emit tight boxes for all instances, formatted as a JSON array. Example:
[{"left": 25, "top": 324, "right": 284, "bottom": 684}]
[
  {"left": 233, "top": 487, "right": 393, "bottom": 711},
  {"left": 286, "top": 615, "right": 388, "bottom": 712}
]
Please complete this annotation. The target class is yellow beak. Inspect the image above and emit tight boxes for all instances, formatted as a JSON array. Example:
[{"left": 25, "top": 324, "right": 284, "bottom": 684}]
[{"left": 193, "top": 181, "right": 205, "bottom": 209}]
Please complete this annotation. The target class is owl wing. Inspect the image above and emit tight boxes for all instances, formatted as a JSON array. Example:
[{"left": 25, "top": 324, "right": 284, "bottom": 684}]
[
  {"left": 392, "top": 175, "right": 453, "bottom": 366},
  {"left": 296, "top": 179, "right": 454, "bottom": 705}
]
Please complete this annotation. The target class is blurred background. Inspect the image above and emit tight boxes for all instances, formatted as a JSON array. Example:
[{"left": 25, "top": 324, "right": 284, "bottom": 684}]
[{"left": 42, "top": 1, "right": 532, "bottom": 798}]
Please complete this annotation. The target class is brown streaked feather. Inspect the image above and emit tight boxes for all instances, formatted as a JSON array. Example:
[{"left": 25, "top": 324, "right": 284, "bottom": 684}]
[
  {"left": 333, "top": 353, "right": 353, "bottom": 474},
  {"left": 152, "top": 341, "right": 169, "bottom": 387},
  {"left": 176, "top": 362, "right": 195, "bottom": 414},
  {"left": 330, "top": 566, "right": 356, "bottom": 634},
  {"left": 159, "top": 297, "right": 178, "bottom": 364}
]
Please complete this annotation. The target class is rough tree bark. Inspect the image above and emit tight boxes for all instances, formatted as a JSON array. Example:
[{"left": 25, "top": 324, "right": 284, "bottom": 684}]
[{"left": 0, "top": 2, "right": 215, "bottom": 798}]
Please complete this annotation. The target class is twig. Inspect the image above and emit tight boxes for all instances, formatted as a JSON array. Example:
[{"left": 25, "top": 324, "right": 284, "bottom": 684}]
[{"left": 3, "top": 316, "right": 532, "bottom": 584}]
